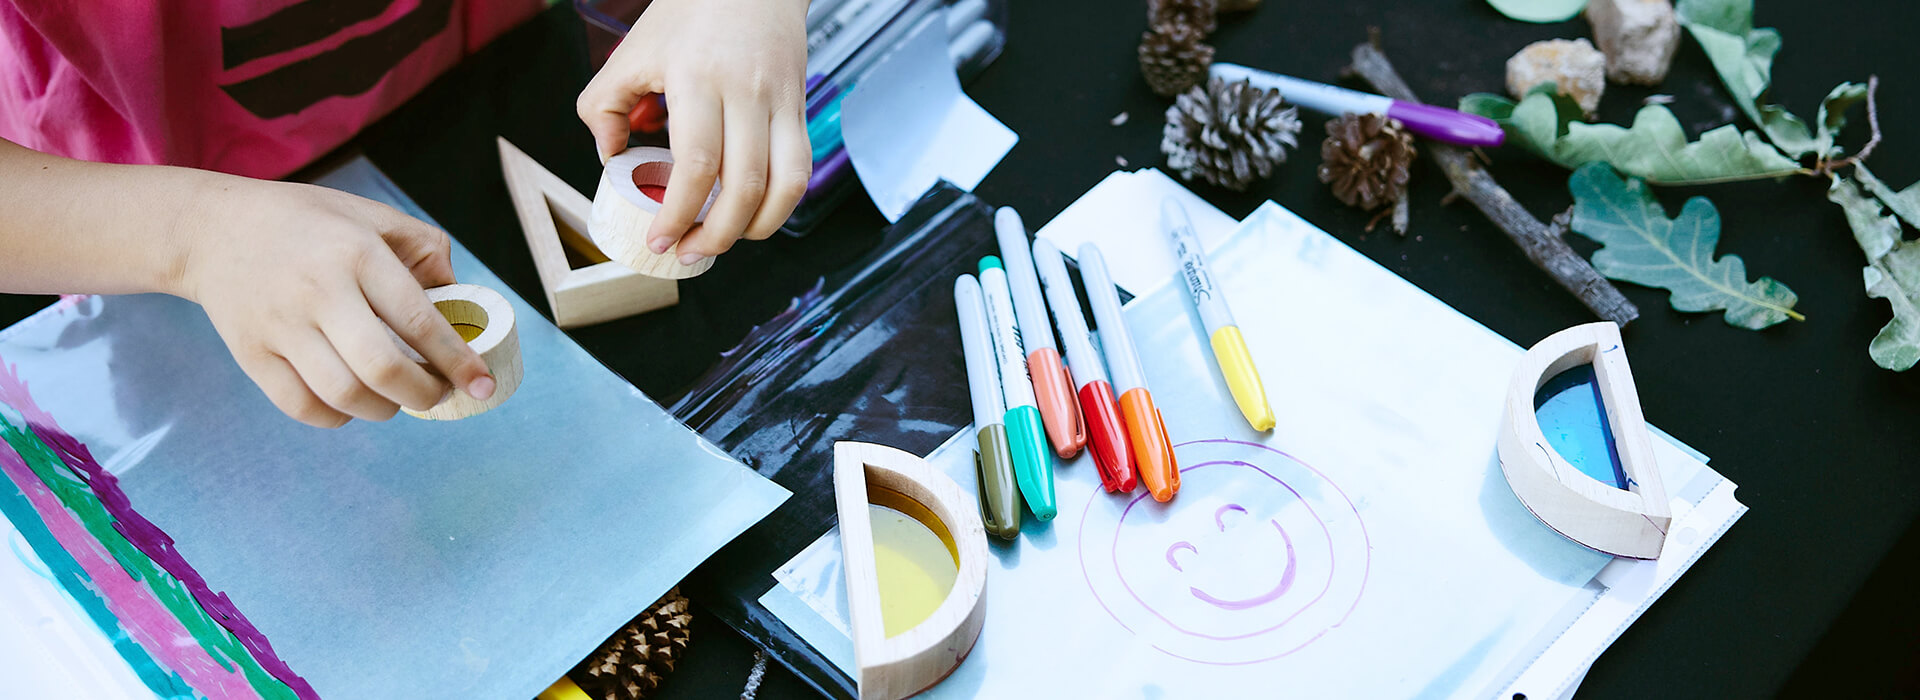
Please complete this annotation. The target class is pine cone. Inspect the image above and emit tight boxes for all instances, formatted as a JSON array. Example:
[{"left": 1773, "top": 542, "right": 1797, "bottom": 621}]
[
  {"left": 1317, "top": 114, "right": 1417, "bottom": 211},
  {"left": 570, "top": 588, "right": 694, "bottom": 700},
  {"left": 1161, "top": 78, "right": 1302, "bottom": 191},
  {"left": 1148, "top": 0, "right": 1217, "bottom": 35},
  {"left": 1138, "top": 25, "right": 1214, "bottom": 97}
]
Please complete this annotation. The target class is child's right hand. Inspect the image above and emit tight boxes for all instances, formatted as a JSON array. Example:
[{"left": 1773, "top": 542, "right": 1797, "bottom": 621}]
[{"left": 177, "top": 179, "right": 494, "bottom": 428}]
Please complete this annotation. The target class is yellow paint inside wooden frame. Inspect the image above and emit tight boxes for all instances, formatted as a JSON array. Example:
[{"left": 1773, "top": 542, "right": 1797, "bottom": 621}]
[{"left": 867, "top": 487, "right": 960, "bottom": 638}]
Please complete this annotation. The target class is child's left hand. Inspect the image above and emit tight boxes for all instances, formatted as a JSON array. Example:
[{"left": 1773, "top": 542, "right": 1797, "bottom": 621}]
[{"left": 575, "top": 0, "right": 812, "bottom": 267}]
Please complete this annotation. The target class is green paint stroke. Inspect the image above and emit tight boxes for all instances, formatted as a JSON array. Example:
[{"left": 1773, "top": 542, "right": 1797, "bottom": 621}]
[{"left": 0, "top": 412, "right": 297, "bottom": 700}]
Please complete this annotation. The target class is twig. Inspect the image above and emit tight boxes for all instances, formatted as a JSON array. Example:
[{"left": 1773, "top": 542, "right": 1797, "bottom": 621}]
[
  {"left": 1820, "top": 75, "right": 1881, "bottom": 175},
  {"left": 1348, "top": 41, "right": 1640, "bottom": 326}
]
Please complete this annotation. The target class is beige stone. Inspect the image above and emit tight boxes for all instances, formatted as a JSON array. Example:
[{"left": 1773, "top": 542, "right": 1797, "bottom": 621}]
[
  {"left": 1507, "top": 38, "right": 1608, "bottom": 117},
  {"left": 1586, "top": 0, "right": 1682, "bottom": 85}
]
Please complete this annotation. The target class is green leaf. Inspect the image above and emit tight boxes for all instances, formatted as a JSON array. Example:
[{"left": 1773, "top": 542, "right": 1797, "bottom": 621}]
[
  {"left": 1460, "top": 87, "right": 1804, "bottom": 185},
  {"left": 1828, "top": 175, "right": 1920, "bottom": 370},
  {"left": 1486, "top": 0, "right": 1589, "bottom": 23},
  {"left": 1675, "top": 0, "right": 1862, "bottom": 158},
  {"left": 1855, "top": 163, "right": 1920, "bottom": 228},
  {"left": 1568, "top": 163, "right": 1803, "bottom": 329}
]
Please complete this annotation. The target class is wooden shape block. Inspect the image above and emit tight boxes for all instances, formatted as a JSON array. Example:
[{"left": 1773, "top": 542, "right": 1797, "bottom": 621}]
[
  {"left": 1497, "top": 322, "right": 1671, "bottom": 559},
  {"left": 498, "top": 138, "right": 678, "bottom": 328},
  {"left": 401, "top": 284, "right": 523, "bottom": 421},
  {"left": 588, "top": 147, "right": 719, "bottom": 279},
  {"left": 834, "top": 442, "right": 989, "bottom": 700}
]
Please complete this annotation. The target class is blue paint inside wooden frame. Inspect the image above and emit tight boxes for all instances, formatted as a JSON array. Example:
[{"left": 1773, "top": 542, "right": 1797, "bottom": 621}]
[{"left": 1532, "top": 365, "right": 1629, "bottom": 490}]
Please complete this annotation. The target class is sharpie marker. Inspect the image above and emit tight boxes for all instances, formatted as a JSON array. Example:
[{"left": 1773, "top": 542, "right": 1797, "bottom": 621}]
[
  {"left": 1162, "top": 199, "right": 1276, "bottom": 432},
  {"left": 1210, "top": 63, "right": 1505, "bottom": 148},
  {"left": 995, "top": 208, "right": 1087, "bottom": 459},
  {"left": 1080, "top": 243, "right": 1180, "bottom": 502},
  {"left": 1033, "top": 239, "right": 1137, "bottom": 493},
  {"left": 955, "top": 275, "right": 1023, "bottom": 539},
  {"left": 979, "top": 257, "right": 1058, "bottom": 520}
]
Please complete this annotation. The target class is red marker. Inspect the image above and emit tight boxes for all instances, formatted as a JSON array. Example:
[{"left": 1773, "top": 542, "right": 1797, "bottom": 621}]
[
  {"left": 1079, "top": 242, "right": 1178, "bottom": 501},
  {"left": 1032, "top": 239, "right": 1136, "bottom": 493}
]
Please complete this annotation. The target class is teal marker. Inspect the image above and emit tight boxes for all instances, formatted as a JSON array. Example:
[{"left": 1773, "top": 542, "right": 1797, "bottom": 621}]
[{"left": 977, "top": 256, "right": 1057, "bottom": 519}]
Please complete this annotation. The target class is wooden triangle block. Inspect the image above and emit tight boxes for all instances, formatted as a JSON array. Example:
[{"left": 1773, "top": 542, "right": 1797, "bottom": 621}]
[
  {"left": 1497, "top": 322, "right": 1671, "bottom": 559},
  {"left": 834, "top": 442, "right": 988, "bottom": 700},
  {"left": 497, "top": 137, "right": 677, "bottom": 329}
]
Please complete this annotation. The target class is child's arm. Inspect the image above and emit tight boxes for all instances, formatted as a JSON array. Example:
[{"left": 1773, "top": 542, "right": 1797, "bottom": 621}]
[
  {"left": 575, "top": 0, "right": 811, "bottom": 266},
  {"left": 0, "top": 138, "right": 492, "bottom": 428}
]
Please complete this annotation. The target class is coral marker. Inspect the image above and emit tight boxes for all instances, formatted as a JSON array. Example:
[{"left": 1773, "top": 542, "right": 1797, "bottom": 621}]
[
  {"left": 1032, "top": 238, "right": 1136, "bottom": 493},
  {"left": 1079, "top": 243, "right": 1180, "bottom": 502},
  {"left": 994, "top": 207, "right": 1087, "bottom": 459}
]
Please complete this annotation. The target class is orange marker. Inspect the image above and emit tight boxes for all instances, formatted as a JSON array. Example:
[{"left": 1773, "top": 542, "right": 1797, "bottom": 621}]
[
  {"left": 1077, "top": 243, "right": 1179, "bottom": 501},
  {"left": 995, "top": 208, "right": 1087, "bottom": 459}
]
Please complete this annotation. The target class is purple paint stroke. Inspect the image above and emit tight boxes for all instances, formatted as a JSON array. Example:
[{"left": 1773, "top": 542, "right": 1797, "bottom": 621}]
[
  {"left": 1113, "top": 459, "right": 1333, "bottom": 642},
  {"left": 0, "top": 362, "right": 318, "bottom": 699},
  {"left": 1189, "top": 521, "right": 1296, "bottom": 611},
  {"left": 1076, "top": 439, "right": 1374, "bottom": 667},
  {"left": 1213, "top": 503, "right": 1247, "bottom": 530},
  {"left": 1165, "top": 542, "right": 1196, "bottom": 571}
]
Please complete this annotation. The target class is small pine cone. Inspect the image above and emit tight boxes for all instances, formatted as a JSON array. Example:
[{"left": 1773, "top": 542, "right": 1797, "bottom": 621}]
[
  {"left": 570, "top": 588, "right": 694, "bottom": 700},
  {"left": 1161, "top": 78, "right": 1302, "bottom": 191},
  {"left": 1317, "top": 114, "right": 1417, "bottom": 211},
  {"left": 1138, "top": 25, "right": 1214, "bottom": 97},
  {"left": 1148, "top": 0, "right": 1217, "bottom": 35}
]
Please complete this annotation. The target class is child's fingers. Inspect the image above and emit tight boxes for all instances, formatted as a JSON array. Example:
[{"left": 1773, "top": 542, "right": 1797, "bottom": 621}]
[
  {"left": 321, "top": 306, "right": 448, "bottom": 412},
  {"left": 283, "top": 329, "right": 400, "bottom": 423},
  {"left": 235, "top": 350, "right": 350, "bottom": 428},
  {"left": 650, "top": 91, "right": 725, "bottom": 258},
  {"left": 682, "top": 102, "right": 770, "bottom": 259},
  {"left": 746, "top": 109, "right": 811, "bottom": 241},
  {"left": 576, "top": 73, "right": 647, "bottom": 163},
  {"left": 358, "top": 257, "right": 494, "bottom": 403},
  {"left": 366, "top": 205, "right": 457, "bottom": 288}
]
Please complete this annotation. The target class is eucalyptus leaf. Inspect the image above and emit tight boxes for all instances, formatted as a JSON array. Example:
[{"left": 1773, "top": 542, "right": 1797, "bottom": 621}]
[
  {"left": 1568, "top": 164, "right": 1802, "bottom": 329},
  {"left": 1461, "top": 87, "right": 1803, "bottom": 185},
  {"left": 1486, "top": 0, "right": 1588, "bottom": 23},
  {"left": 1828, "top": 176, "right": 1920, "bottom": 370},
  {"left": 1674, "top": 0, "right": 1861, "bottom": 158}
]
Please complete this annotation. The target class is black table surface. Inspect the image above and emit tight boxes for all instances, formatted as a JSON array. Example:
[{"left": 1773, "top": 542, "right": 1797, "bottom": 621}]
[{"left": 5, "top": 1, "right": 1918, "bottom": 697}]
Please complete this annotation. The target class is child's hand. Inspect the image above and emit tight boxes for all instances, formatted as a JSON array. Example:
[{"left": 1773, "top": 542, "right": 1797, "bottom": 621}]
[
  {"left": 179, "top": 180, "right": 494, "bottom": 428},
  {"left": 576, "top": 0, "right": 811, "bottom": 266}
]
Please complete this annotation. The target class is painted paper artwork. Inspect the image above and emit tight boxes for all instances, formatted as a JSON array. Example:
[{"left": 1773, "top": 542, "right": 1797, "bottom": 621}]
[
  {"left": 0, "top": 158, "right": 789, "bottom": 699},
  {"left": 766, "top": 201, "right": 1730, "bottom": 698}
]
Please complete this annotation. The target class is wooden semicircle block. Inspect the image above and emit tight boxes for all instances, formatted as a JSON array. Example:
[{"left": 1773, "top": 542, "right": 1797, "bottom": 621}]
[
  {"left": 497, "top": 137, "right": 677, "bottom": 329},
  {"left": 1497, "top": 322, "right": 1671, "bottom": 560},
  {"left": 834, "top": 442, "right": 989, "bottom": 700}
]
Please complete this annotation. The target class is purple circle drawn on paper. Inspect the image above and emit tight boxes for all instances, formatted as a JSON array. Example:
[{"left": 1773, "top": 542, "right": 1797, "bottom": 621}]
[{"left": 1079, "top": 439, "right": 1372, "bottom": 666}]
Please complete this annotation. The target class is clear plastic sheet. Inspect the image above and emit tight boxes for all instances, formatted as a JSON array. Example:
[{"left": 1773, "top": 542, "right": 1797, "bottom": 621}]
[
  {"left": 0, "top": 157, "right": 789, "bottom": 699},
  {"left": 769, "top": 201, "right": 1729, "bottom": 698},
  {"left": 669, "top": 183, "right": 994, "bottom": 698}
]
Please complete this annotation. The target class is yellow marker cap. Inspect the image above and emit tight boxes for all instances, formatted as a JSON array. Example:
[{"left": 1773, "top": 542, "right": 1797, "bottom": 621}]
[{"left": 1208, "top": 325, "right": 1275, "bottom": 432}]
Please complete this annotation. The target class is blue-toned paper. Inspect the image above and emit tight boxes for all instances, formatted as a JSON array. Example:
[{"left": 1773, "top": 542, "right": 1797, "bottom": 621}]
[{"left": 0, "top": 157, "right": 789, "bottom": 699}]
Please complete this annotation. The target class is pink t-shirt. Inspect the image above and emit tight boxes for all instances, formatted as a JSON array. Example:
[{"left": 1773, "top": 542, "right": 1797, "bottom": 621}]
[{"left": 0, "top": 0, "right": 540, "bottom": 179}]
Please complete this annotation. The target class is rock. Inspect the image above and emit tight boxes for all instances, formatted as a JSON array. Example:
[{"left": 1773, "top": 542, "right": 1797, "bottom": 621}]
[
  {"left": 1507, "top": 38, "right": 1608, "bottom": 117},
  {"left": 1586, "top": 0, "right": 1681, "bottom": 85}
]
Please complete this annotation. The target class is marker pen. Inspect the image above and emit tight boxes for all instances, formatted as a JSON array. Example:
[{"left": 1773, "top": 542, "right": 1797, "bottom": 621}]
[
  {"left": 1033, "top": 238, "right": 1137, "bottom": 493},
  {"left": 1210, "top": 63, "right": 1506, "bottom": 148},
  {"left": 1079, "top": 243, "right": 1180, "bottom": 502},
  {"left": 994, "top": 208, "right": 1087, "bottom": 459},
  {"left": 955, "top": 275, "right": 1023, "bottom": 539},
  {"left": 1162, "top": 199, "right": 1276, "bottom": 432},
  {"left": 979, "top": 257, "right": 1058, "bottom": 520}
]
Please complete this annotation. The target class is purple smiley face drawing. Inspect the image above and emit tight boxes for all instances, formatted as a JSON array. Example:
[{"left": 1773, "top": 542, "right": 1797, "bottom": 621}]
[{"left": 1078, "top": 439, "right": 1370, "bottom": 665}]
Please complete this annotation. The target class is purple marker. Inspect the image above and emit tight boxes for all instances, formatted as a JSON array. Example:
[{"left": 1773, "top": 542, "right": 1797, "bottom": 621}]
[{"left": 1210, "top": 63, "right": 1505, "bottom": 148}]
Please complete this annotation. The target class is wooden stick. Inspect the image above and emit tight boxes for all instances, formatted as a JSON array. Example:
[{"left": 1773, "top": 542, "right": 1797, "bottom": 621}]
[{"left": 1348, "top": 42, "right": 1640, "bottom": 326}]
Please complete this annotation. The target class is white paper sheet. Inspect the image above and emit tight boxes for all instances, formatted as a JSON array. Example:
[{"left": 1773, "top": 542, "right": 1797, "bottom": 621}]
[
  {"left": 1032, "top": 169, "right": 1240, "bottom": 297},
  {"left": 770, "top": 201, "right": 1740, "bottom": 698},
  {"left": 840, "top": 8, "right": 1017, "bottom": 222}
]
